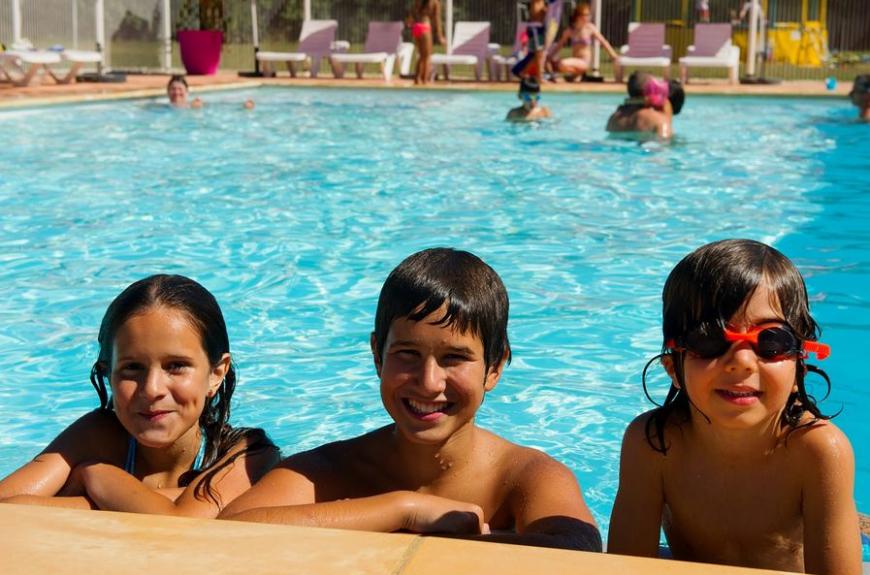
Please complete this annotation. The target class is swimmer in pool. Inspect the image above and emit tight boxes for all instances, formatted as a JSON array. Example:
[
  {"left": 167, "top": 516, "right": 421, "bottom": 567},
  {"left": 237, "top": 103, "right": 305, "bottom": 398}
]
[
  {"left": 547, "top": 3, "right": 618, "bottom": 82},
  {"left": 220, "top": 248, "right": 601, "bottom": 552},
  {"left": 0, "top": 275, "right": 278, "bottom": 518},
  {"left": 606, "top": 71, "right": 684, "bottom": 140},
  {"left": 407, "top": 0, "right": 445, "bottom": 85},
  {"left": 506, "top": 76, "right": 552, "bottom": 122},
  {"left": 167, "top": 75, "right": 203, "bottom": 109},
  {"left": 849, "top": 74, "right": 870, "bottom": 121},
  {"left": 608, "top": 239, "right": 861, "bottom": 575}
]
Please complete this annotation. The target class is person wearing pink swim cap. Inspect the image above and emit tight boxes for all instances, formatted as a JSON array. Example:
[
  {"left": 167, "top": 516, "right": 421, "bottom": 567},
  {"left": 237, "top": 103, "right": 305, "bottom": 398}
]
[{"left": 605, "top": 71, "right": 685, "bottom": 140}]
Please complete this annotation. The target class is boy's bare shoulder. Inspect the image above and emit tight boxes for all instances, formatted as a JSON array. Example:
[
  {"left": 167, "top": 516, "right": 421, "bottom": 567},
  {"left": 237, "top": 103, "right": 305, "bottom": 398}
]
[
  {"left": 278, "top": 426, "right": 393, "bottom": 494},
  {"left": 478, "top": 429, "right": 573, "bottom": 482}
]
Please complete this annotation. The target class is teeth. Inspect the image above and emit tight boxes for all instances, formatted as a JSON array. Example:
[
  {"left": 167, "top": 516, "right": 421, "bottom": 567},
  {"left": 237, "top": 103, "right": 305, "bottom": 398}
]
[
  {"left": 406, "top": 399, "right": 448, "bottom": 415},
  {"left": 722, "top": 390, "right": 758, "bottom": 397}
]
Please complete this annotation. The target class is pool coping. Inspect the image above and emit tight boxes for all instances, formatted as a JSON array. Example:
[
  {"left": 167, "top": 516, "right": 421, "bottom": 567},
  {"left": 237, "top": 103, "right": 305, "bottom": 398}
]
[{"left": 0, "top": 504, "right": 798, "bottom": 575}]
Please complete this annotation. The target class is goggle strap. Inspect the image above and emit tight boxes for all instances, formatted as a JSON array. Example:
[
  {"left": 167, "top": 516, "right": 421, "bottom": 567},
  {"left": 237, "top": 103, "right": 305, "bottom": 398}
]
[{"left": 803, "top": 341, "right": 830, "bottom": 360}]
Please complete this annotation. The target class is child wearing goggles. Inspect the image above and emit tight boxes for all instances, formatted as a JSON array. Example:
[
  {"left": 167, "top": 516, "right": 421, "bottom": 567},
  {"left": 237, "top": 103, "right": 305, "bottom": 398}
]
[
  {"left": 609, "top": 239, "right": 860, "bottom": 575},
  {"left": 506, "top": 77, "right": 552, "bottom": 122}
]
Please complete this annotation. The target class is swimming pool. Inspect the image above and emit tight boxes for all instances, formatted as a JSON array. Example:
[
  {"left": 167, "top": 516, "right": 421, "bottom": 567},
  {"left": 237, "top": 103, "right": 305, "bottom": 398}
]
[{"left": 0, "top": 87, "right": 866, "bottom": 540}]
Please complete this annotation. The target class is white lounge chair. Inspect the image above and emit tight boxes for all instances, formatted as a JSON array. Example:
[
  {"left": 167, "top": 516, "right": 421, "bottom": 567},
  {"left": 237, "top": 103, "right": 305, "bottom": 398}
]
[
  {"left": 55, "top": 49, "right": 103, "bottom": 82},
  {"left": 329, "top": 21, "right": 404, "bottom": 82},
  {"left": 430, "top": 21, "right": 492, "bottom": 81},
  {"left": 0, "top": 49, "right": 62, "bottom": 86},
  {"left": 679, "top": 23, "right": 740, "bottom": 84},
  {"left": 256, "top": 20, "right": 338, "bottom": 78},
  {"left": 489, "top": 22, "right": 533, "bottom": 82},
  {"left": 614, "top": 22, "right": 672, "bottom": 82}
]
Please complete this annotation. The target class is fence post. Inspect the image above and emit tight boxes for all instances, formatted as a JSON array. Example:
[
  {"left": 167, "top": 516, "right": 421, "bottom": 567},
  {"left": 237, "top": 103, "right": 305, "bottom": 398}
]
[
  {"left": 162, "top": 0, "right": 172, "bottom": 71},
  {"left": 12, "top": 0, "right": 21, "bottom": 45}
]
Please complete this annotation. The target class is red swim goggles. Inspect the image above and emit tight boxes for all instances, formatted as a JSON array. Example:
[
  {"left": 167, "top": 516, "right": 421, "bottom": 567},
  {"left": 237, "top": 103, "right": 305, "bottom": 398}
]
[{"left": 667, "top": 323, "right": 830, "bottom": 361}]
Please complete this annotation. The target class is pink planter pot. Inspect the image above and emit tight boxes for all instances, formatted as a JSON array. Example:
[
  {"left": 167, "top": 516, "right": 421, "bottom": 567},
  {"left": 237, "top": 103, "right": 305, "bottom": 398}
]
[{"left": 178, "top": 30, "right": 223, "bottom": 75}]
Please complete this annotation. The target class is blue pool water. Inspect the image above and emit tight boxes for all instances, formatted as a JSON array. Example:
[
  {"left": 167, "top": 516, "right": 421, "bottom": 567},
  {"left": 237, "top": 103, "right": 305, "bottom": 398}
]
[{"left": 0, "top": 88, "right": 867, "bottom": 540}]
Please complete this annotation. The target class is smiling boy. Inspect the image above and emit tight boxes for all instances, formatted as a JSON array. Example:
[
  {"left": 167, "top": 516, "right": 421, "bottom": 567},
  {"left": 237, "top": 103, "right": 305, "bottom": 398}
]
[{"left": 221, "top": 248, "right": 600, "bottom": 550}]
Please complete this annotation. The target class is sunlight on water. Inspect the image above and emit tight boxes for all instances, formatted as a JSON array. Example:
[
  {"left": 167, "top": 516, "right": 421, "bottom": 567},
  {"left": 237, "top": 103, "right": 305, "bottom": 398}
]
[{"left": 0, "top": 89, "right": 866, "bottom": 536}]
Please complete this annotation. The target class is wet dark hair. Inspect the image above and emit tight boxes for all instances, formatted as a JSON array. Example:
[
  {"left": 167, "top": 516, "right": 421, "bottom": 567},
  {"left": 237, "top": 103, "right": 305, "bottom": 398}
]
[
  {"left": 850, "top": 74, "right": 870, "bottom": 97},
  {"left": 667, "top": 79, "right": 685, "bottom": 115},
  {"left": 89, "top": 274, "right": 275, "bottom": 505},
  {"left": 373, "top": 248, "right": 511, "bottom": 372},
  {"left": 519, "top": 76, "right": 541, "bottom": 94},
  {"left": 627, "top": 71, "right": 648, "bottom": 98},
  {"left": 167, "top": 74, "right": 188, "bottom": 91},
  {"left": 643, "top": 239, "right": 832, "bottom": 453}
]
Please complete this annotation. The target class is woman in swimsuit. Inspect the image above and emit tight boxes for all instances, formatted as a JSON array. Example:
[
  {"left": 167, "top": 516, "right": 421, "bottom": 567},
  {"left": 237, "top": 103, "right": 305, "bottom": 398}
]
[
  {"left": 0, "top": 275, "right": 278, "bottom": 517},
  {"left": 548, "top": 3, "right": 618, "bottom": 81},
  {"left": 408, "top": 0, "right": 445, "bottom": 84}
]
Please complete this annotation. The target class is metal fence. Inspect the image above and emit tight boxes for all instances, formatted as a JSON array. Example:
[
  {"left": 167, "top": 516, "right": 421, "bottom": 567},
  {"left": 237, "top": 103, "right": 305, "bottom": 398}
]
[{"left": 1, "top": 0, "right": 868, "bottom": 80}]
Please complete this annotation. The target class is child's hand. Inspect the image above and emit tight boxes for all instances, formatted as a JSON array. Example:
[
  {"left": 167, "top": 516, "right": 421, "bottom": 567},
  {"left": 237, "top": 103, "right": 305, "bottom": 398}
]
[{"left": 402, "top": 492, "right": 486, "bottom": 534}]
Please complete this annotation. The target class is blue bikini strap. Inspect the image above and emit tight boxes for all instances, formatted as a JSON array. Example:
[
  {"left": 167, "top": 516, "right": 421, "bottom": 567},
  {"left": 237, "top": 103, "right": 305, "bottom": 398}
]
[{"left": 124, "top": 435, "right": 137, "bottom": 474}]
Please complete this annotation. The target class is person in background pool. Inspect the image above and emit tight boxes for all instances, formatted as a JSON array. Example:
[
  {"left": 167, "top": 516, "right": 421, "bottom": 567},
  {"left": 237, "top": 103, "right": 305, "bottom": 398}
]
[
  {"left": 167, "top": 74, "right": 203, "bottom": 109},
  {"left": 0, "top": 275, "right": 278, "bottom": 518},
  {"left": 606, "top": 71, "right": 684, "bottom": 140},
  {"left": 608, "top": 239, "right": 861, "bottom": 575},
  {"left": 506, "top": 76, "right": 552, "bottom": 122},
  {"left": 407, "top": 0, "right": 445, "bottom": 85},
  {"left": 220, "top": 248, "right": 601, "bottom": 551},
  {"left": 547, "top": 3, "right": 618, "bottom": 82},
  {"left": 849, "top": 74, "right": 870, "bottom": 121}
]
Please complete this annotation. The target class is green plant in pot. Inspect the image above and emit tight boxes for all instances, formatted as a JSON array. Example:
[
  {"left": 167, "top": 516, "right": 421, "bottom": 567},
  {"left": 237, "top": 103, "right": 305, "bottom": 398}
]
[{"left": 177, "top": 0, "right": 226, "bottom": 75}]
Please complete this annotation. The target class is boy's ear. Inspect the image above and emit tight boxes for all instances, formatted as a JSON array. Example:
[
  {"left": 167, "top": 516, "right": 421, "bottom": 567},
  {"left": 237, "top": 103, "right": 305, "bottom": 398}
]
[
  {"left": 483, "top": 349, "right": 509, "bottom": 392},
  {"left": 660, "top": 353, "right": 680, "bottom": 389},
  {"left": 208, "top": 353, "right": 231, "bottom": 397},
  {"left": 370, "top": 332, "right": 382, "bottom": 377}
]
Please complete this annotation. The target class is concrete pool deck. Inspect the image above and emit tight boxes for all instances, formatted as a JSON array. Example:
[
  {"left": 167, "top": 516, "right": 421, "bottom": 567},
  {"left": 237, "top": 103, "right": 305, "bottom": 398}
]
[
  {"left": 0, "top": 504, "right": 797, "bottom": 575},
  {"left": 0, "top": 71, "right": 856, "bottom": 109}
]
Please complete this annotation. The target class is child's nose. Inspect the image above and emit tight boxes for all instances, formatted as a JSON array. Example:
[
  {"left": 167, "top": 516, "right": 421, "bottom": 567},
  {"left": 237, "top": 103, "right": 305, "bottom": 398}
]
[
  {"left": 724, "top": 342, "right": 758, "bottom": 372},
  {"left": 419, "top": 356, "right": 447, "bottom": 394},
  {"left": 141, "top": 367, "right": 169, "bottom": 399}
]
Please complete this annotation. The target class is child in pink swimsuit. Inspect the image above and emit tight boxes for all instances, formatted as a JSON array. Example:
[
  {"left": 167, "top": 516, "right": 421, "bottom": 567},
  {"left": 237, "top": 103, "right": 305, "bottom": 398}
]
[{"left": 407, "top": 0, "right": 445, "bottom": 85}]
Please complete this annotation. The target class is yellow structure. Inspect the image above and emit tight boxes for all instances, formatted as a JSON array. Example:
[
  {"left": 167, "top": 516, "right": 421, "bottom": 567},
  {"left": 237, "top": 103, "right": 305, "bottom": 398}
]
[{"left": 634, "top": 0, "right": 829, "bottom": 67}]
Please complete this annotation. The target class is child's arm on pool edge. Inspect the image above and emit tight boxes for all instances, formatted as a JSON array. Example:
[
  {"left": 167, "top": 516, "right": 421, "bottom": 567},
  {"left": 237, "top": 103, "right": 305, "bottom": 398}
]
[
  {"left": 799, "top": 422, "right": 861, "bottom": 575},
  {"left": 607, "top": 414, "right": 665, "bottom": 557},
  {"left": 474, "top": 450, "right": 602, "bottom": 551},
  {"left": 76, "top": 436, "right": 278, "bottom": 518},
  {"left": 219, "top": 456, "right": 486, "bottom": 533},
  {"left": 0, "top": 411, "right": 114, "bottom": 503}
]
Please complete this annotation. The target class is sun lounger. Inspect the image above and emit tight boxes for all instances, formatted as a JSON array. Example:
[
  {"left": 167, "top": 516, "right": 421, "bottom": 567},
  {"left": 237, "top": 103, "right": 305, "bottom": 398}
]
[
  {"left": 614, "top": 23, "right": 672, "bottom": 82},
  {"left": 256, "top": 20, "right": 338, "bottom": 78},
  {"left": 0, "top": 49, "right": 62, "bottom": 86},
  {"left": 329, "top": 21, "right": 404, "bottom": 82},
  {"left": 54, "top": 49, "right": 103, "bottom": 82},
  {"left": 0, "top": 44, "right": 102, "bottom": 86},
  {"left": 678, "top": 23, "right": 740, "bottom": 84},
  {"left": 430, "top": 21, "right": 492, "bottom": 81},
  {"left": 489, "top": 22, "right": 533, "bottom": 82}
]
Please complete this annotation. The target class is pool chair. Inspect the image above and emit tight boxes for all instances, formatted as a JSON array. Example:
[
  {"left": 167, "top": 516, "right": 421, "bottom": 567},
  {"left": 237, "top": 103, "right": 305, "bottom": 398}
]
[
  {"left": 679, "top": 23, "right": 740, "bottom": 84},
  {"left": 54, "top": 49, "right": 104, "bottom": 82},
  {"left": 329, "top": 21, "right": 404, "bottom": 82},
  {"left": 256, "top": 20, "right": 338, "bottom": 78},
  {"left": 430, "top": 21, "right": 492, "bottom": 81},
  {"left": 613, "top": 23, "right": 672, "bottom": 83},
  {"left": 489, "top": 22, "right": 533, "bottom": 82},
  {"left": 0, "top": 48, "right": 62, "bottom": 86}
]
